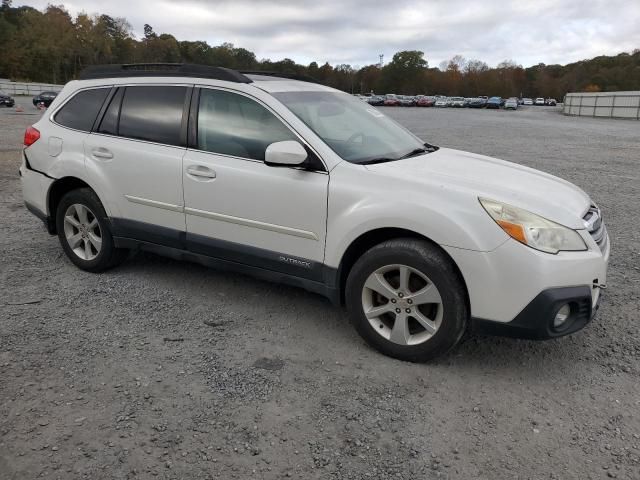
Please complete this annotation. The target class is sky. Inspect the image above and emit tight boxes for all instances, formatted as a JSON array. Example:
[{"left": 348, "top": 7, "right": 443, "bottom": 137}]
[{"left": 16, "top": 0, "right": 640, "bottom": 69}]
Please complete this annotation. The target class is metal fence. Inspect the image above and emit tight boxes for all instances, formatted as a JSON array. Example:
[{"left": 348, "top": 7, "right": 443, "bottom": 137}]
[
  {"left": 563, "top": 91, "right": 640, "bottom": 120},
  {"left": 0, "top": 80, "right": 63, "bottom": 96}
]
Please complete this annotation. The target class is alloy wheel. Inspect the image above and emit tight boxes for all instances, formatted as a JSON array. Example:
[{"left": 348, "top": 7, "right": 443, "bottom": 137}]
[
  {"left": 361, "top": 264, "right": 443, "bottom": 346},
  {"left": 63, "top": 203, "right": 102, "bottom": 261}
]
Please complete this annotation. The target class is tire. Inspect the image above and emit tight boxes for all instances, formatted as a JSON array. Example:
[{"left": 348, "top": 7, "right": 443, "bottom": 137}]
[
  {"left": 55, "top": 188, "right": 128, "bottom": 272},
  {"left": 345, "top": 238, "right": 468, "bottom": 362}
]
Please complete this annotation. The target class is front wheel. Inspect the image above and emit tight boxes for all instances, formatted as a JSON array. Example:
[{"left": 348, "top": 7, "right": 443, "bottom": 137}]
[{"left": 345, "top": 238, "right": 468, "bottom": 362}]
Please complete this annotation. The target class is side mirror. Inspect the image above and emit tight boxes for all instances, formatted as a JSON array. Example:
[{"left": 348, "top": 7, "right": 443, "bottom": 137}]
[{"left": 265, "top": 140, "right": 308, "bottom": 167}]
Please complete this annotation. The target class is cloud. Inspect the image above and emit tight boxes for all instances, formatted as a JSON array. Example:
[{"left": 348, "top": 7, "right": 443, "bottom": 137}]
[{"left": 16, "top": 0, "right": 640, "bottom": 67}]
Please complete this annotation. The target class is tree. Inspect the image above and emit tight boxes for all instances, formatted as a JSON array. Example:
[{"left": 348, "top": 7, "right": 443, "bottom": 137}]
[
  {"left": 382, "top": 50, "right": 428, "bottom": 93},
  {"left": 232, "top": 47, "right": 257, "bottom": 69},
  {"left": 143, "top": 23, "right": 155, "bottom": 39},
  {"left": 333, "top": 64, "right": 355, "bottom": 92},
  {"left": 356, "top": 65, "right": 382, "bottom": 94},
  {"left": 141, "top": 33, "right": 180, "bottom": 63},
  {"left": 442, "top": 56, "right": 466, "bottom": 95},
  {"left": 317, "top": 62, "right": 334, "bottom": 84},
  {"left": 1, "top": 2, "right": 639, "bottom": 97},
  {"left": 179, "top": 40, "right": 211, "bottom": 64}
]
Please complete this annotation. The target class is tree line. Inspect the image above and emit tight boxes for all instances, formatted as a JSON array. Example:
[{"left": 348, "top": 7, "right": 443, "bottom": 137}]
[{"left": 1, "top": 2, "right": 639, "bottom": 99}]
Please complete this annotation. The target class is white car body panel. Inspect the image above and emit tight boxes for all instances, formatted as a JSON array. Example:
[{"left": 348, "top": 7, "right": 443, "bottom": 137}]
[
  {"left": 323, "top": 161, "right": 509, "bottom": 268},
  {"left": 19, "top": 158, "right": 54, "bottom": 215},
  {"left": 182, "top": 148, "right": 328, "bottom": 262},
  {"left": 365, "top": 148, "right": 592, "bottom": 229},
  {"left": 84, "top": 133, "right": 187, "bottom": 231}
]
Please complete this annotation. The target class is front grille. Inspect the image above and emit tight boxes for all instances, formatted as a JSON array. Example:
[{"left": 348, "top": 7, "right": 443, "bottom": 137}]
[{"left": 583, "top": 205, "right": 608, "bottom": 252}]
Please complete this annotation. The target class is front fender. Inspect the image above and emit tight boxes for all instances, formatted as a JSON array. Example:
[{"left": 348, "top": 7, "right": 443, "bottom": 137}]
[{"left": 324, "top": 162, "right": 508, "bottom": 268}]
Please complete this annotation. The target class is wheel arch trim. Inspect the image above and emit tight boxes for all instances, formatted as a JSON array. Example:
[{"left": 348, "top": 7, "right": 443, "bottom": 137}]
[
  {"left": 332, "top": 227, "right": 470, "bottom": 310},
  {"left": 47, "top": 175, "right": 110, "bottom": 234}
]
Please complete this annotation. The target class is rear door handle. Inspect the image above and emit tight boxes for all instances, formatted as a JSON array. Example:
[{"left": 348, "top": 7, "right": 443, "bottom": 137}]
[
  {"left": 91, "top": 148, "right": 113, "bottom": 160},
  {"left": 186, "top": 165, "right": 216, "bottom": 180}
]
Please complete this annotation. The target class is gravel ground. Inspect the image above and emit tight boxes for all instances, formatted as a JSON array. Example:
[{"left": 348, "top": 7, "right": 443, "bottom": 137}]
[{"left": 1, "top": 103, "right": 639, "bottom": 480}]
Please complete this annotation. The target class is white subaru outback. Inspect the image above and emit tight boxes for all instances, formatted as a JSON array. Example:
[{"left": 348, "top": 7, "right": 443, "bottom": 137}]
[{"left": 20, "top": 64, "right": 609, "bottom": 361}]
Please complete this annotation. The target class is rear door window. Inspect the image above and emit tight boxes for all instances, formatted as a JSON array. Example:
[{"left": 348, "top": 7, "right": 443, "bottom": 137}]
[
  {"left": 118, "top": 86, "right": 187, "bottom": 146},
  {"left": 54, "top": 88, "right": 110, "bottom": 132}
]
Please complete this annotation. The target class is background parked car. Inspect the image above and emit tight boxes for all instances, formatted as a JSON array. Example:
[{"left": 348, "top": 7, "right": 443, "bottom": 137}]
[
  {"left": 504, "top": 97, "right": 519, "bottom": 110},
  {"left": 449, "top": 96, "right": 465, "bottom": 107},
  {"left": 522, "top": 98, "right": 534, "bottom": 105},
  {"left": 468, "top": 97, "right": 487, "bottom": 108},
  {"left": 0, "top": 91, "right": 15, "bottom": 107},
  {"left": 546, "top": 98, "right": 557, "bottom": 106},
  {"left": 367, "top": 95, "right": 385, "bottom": 106},
  {"left": 399, "top": 95, "right": 416, "bottom": 107},
  {"left": 434, "top": 97, "right": 450, "bottom": 107},
  {"left": 486, "top": 96, "right": 502, "bottom": 109},
  {"left": 32, "top": 91, "right": 58, "bottom": 107},
  {"left": 383, "top": 94, "right": 400, "bottom": 106},
  {"left": 535, "top": 97, "right": 545, "bottom": 106},
  {"left": 417, "top": 96, "right": 435, "bottom": 107}
]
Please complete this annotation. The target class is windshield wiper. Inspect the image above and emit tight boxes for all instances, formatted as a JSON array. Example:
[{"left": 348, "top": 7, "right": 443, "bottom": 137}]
[
  {"left": 399, "top": 143, "right": 440, "bottom": 160},
  {"left": 359, "top": 143, "right": 440, "bottom": 165},
  {"left": 399, "top": 147, "right": 428, "bottom": 159},
  {"left": 423, "top": 142, "right": 439, "bottom": 152},
  {"left": 358, "top": 157, "right": 397, "bottom": 165}
]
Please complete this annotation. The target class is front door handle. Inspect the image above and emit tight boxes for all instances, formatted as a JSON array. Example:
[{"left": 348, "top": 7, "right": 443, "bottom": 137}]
[
  {"left": 186, "top": 165, "right": 216, "bottom": 180},
  {"left": 91, "top": 147, "right": 113, "bottom": 160}
]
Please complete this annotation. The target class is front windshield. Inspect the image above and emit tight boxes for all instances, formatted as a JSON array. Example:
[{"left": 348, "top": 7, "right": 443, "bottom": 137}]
[{"left": 274, "top": 91, "right": 425, "bottom": 164}]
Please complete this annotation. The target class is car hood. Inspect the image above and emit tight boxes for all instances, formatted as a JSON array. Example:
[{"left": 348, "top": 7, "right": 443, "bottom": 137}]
[{"left": 364, "top": 147, "right": 591, "bottom": 228}]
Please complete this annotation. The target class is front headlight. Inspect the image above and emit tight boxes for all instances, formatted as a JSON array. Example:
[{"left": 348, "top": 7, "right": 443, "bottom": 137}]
[{"left": 479, "top": 198, "right": 587, "bottom": 254}]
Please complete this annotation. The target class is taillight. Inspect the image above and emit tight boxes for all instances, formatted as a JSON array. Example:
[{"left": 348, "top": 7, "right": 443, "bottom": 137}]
[{"left": 24, "top": 126, "right": 40, "bottom": 146}]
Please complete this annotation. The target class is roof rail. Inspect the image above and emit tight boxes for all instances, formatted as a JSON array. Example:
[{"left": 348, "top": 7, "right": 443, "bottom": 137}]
[
  {"left": 240, "top": 71, "right": 322, "bottom": 84},
  {"left": 78, "top": 63, "right": 253, "bottom": 83}
]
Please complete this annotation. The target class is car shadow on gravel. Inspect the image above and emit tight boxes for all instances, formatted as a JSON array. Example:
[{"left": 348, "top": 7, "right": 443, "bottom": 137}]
[
  {"left": 432, "top": 326, "right": 601, "bottom": 375},
  {"left": 112, "top": 250, "right": 594, "bottom": 374}
]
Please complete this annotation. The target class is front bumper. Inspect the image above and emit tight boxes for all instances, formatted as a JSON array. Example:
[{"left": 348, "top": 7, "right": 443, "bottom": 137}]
[
  {"left": 472, "top": 285, "right": 600, "bottom": 339},
  {"left": 444, "top": 229, "right": 609, "bottom": 338}
]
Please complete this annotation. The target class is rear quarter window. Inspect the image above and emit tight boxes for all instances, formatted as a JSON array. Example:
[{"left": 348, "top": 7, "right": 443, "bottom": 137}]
[
  {"left": 118, "top": 86, "right": 187, "bottom": 146},
  {"left": 54, "top": 88, "right": 110, "bottom": 132},
  {"left": 97, "top": 87, "right": 124, "bottom": 136}
]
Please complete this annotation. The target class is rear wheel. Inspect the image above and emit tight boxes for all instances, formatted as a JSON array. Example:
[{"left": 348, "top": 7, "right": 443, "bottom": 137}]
[
  {"left": 345, "top": 238, "right": 468, "bottom": 362},
  {"left": 55, "top": 188, "right": 128, "bottom": 272}
]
